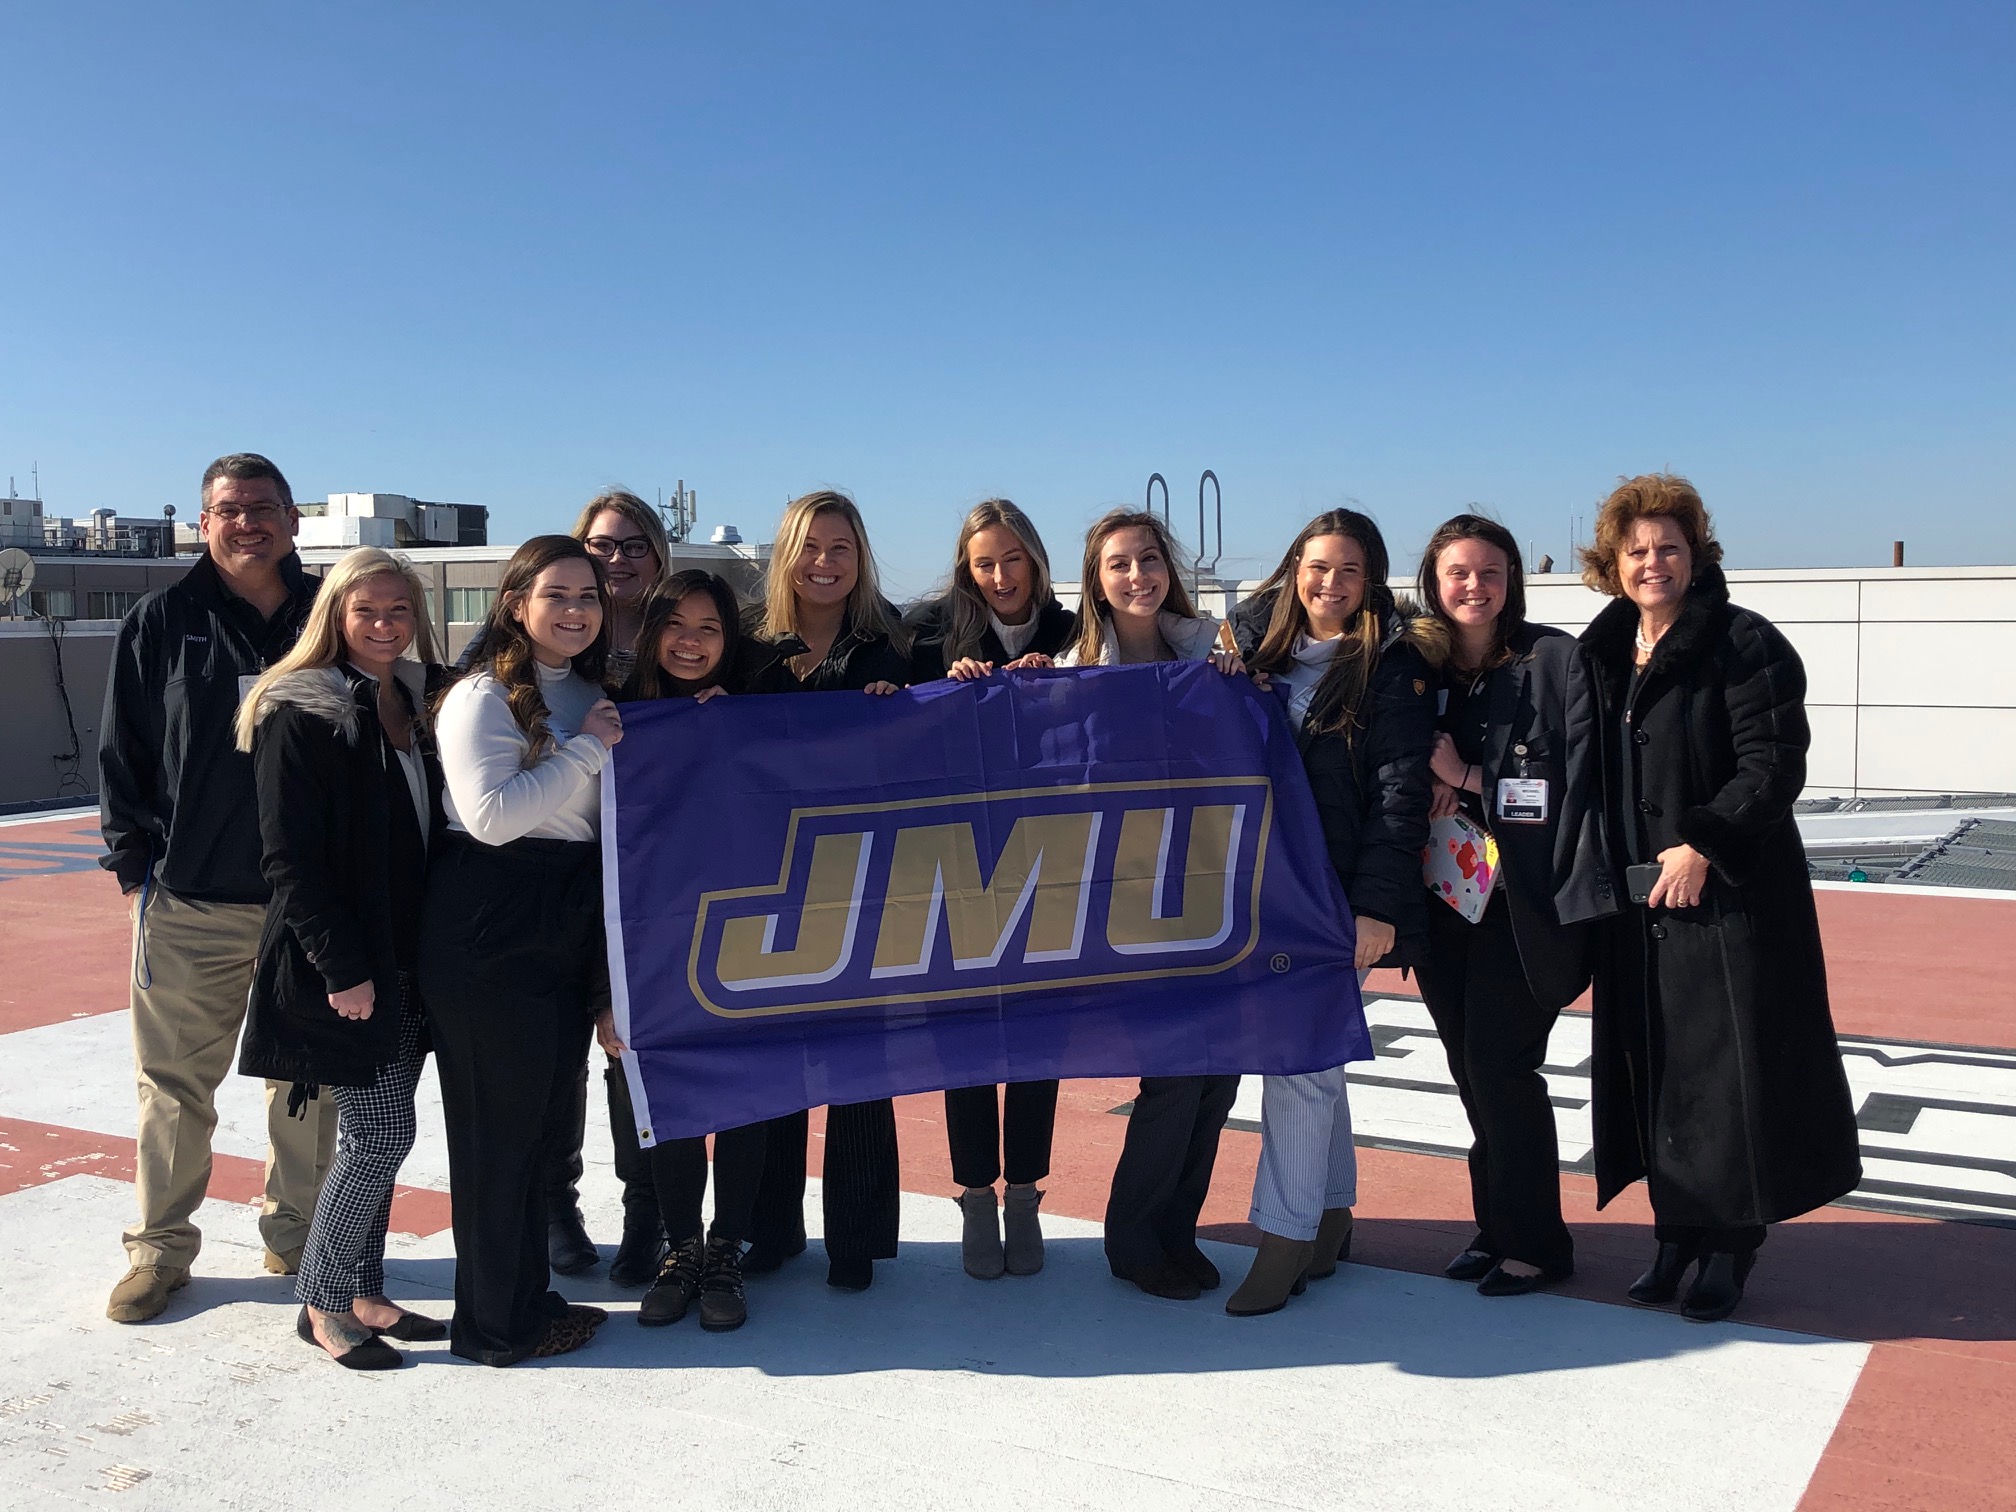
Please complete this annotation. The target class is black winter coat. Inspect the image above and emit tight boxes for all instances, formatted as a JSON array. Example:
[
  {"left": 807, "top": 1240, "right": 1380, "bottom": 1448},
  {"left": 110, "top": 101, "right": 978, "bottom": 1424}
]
[
  {"left": 1284, "top": 603, "right": 1442, "bottom": 968},
  {"left": 903, "top": 597, "right": 1076, "bottom": 683},
  {"left": 738, "top": 606, "right": 911, "bottom": 693},
  {"left": 1580, "top": 564, "right": 1861, "bottom": 1225},
  {"left": 1443, "top": 623, "right": 1618, "bottom": 1009},
  {"left": 241, "top": 663, "right": 442, "bottom": 1091},
  {"left": 98, "top": 551, "right": 318, "bottom": 901}
]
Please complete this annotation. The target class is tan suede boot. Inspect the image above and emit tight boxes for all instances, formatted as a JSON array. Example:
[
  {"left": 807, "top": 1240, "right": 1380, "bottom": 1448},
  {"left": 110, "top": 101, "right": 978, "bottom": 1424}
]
[
  {"left": 1308, "top": 1207, "right": 1355, "bottom": 1280},
  {"left": 1225, "top": 1234, "right": 1315, "bottom": 1317},
  {"left": 107, "top": 1264, "right": 189, "bottom": 1324}
]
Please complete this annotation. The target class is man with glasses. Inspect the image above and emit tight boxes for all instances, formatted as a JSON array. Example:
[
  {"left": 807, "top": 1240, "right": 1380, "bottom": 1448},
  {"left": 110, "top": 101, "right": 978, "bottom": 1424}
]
[{"left": 100, "top": 452, "right": 336, "bottom": 1322}]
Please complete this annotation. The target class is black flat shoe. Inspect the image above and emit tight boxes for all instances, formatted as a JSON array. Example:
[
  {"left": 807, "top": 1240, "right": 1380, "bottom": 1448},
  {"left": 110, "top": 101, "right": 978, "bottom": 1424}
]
[
  {"left": 1680, "top": 1250, "right": 1756, "bottom": 1323},
  {"left": 1111, "top": 1259, "right": 1203, "bottom": 1301},
  {"left": 547, "top": 1207, "right": 600, "bottom": 1277},
  {"left": 1627, "top": 1242, "right": 1698, "bottom": 1306},
  {"left": 1165, "top": 1242, "right": 1221, "bottom": 1292},
  {"left": 741, "top": 1233, "right": 807, "bottom": 1276},
  {"left": 1476, "top": 1262, "right": 1573, "bottom": 1297},
  {"left": 372, "top": 1309, "right": 448, "bottom": 1342},
  {"left": 826, "top": 1257, "right": 874, "bottom": 1292},
  {"left": 1444, "top": 1248, "right": 1499, "bottom": 1282},
  {"left": 297, "top": 1306, "right": 403, "bottom": 1371}
]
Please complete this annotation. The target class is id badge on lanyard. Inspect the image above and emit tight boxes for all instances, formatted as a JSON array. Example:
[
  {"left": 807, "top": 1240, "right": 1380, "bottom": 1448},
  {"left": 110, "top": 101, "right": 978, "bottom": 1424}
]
[{"left": 1495, "top": 777, "right": 1548, "bottom": 824}]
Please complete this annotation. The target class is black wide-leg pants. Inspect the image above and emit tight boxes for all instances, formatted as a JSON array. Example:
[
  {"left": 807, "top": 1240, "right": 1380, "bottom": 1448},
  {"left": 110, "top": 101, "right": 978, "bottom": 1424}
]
[
  {"left": 944, "top": 1080, "right": 1059, "bottom": 1188},
  {"left": 419, "top": 833, "right": 606, "bottom": 1367},
  {"left": 1414, "top": 893, "right": 1575, "bottom": 1273},
  {"left": 1103, "top": 1075, "right": 1240, "bottom": 1274},
  {"left": 749, "top": 1101, "right": 900, "bottom": 1262}
]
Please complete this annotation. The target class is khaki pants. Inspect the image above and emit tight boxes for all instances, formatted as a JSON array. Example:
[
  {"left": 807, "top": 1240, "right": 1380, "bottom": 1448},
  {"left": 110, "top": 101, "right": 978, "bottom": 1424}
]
[{"left": 124, "top": 887, "right": 336, "bottom": 1269}]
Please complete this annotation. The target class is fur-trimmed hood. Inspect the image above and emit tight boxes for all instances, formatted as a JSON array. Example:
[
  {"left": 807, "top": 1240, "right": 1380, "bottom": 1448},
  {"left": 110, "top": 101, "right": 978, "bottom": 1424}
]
[
  {"left": 256, "top": 661, "right": 430, "bottom": 743},
  {"left": 1384, "top": 597, "right": 1451, "bottom": 670}
]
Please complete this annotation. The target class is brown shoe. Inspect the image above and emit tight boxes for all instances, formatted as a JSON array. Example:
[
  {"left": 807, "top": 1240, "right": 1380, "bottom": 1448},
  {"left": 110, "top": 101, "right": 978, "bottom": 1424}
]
[
  {"left": 1225, "top": 1234, "right": 1315, "bottom": 1317},
  {"left": 528, "top": 1315, "right": 597, "bottom": 1359},
  {"left": 262, "top": 1246, "right": 303, "bottom": 1276},
  {"left": 1307, "top": 1207, "right": 1354, "bottom": 1280},
  {"left": 107, "top": 1265, "right": 190, "bottom": 1323}
]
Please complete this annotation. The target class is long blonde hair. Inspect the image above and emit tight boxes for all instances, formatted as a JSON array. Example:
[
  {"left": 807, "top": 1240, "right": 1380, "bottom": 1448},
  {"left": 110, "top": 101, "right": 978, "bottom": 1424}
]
[
  {"left": 761, "top": 490, "right": 906, "bottom": 649},
  {"left": 1066, "top": 509, "right": 1199, "bottom": 667},
  {"left": 235, "top": 547, "right": 439, "bottom": 750},
  {"left": 931, "top": 498, "right": 1055, "bottom": 664}
]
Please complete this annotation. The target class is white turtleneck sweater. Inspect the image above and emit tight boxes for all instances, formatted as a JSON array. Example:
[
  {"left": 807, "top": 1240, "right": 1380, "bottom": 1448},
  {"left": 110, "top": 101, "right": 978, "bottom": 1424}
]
[
  {"left": 436, "top": 660, "right": 609, "bottom": 845},
  {"left": 989, "top": 610, "right": 1042, "bottom": 660}
]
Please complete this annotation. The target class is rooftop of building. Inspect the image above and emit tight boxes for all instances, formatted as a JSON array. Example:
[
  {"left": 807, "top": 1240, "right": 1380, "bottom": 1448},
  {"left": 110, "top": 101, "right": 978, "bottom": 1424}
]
[{"left": 0, "top": 803, "right": 2010, "bottom": 1509}]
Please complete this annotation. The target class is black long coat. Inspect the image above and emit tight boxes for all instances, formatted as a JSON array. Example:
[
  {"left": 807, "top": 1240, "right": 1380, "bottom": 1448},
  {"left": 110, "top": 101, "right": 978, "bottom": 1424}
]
[
  {"left": 1580, "top": 564, "right": 1861, "bottom": 1226},
  {"left": 1457, "top": 623, "right": 1619, "bottom": 1010},
  {"left": 241, "top": 663, "right": 442, "bottom": 1091}
]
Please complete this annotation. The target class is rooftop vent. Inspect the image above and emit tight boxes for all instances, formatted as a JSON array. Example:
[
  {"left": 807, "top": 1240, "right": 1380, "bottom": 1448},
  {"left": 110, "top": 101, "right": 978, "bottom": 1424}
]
[{"left": 711, "top": 524, "right": 742, "bottom": 545}]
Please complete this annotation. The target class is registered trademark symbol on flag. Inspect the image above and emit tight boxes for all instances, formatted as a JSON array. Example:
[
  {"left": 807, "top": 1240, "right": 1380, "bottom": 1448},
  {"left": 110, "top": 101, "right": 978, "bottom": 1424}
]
[{"left": 1269, "top": 953, "right": 1291, "bottom": 973}]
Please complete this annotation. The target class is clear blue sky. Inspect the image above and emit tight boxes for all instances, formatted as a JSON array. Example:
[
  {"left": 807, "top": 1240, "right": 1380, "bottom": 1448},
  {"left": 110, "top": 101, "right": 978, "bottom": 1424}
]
[{"left": 3, "top": 2, "right": 2010, "bottom": 596}]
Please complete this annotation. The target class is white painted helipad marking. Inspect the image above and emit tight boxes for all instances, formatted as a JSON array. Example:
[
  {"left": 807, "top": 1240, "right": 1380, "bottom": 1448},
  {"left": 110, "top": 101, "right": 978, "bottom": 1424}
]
[
  {"left": 0, "top": 1176, "right": 1864, "bottom": 1512},
  {"left": 1226, "top": 998, "right": 2016, "bottom": 1226}
]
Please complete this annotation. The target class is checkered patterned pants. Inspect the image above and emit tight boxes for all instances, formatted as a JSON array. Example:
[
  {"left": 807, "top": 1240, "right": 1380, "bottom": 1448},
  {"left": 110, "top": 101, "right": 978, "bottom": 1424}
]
[{"left": 295, "top": 983, "right": 429, "bottom": 1312}]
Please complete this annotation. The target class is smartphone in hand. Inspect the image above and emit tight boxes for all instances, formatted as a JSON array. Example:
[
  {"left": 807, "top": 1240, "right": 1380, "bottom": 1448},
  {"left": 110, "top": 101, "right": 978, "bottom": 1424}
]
[{"left": 1626, "top": 863, "right": 1664, "bottom": 905}]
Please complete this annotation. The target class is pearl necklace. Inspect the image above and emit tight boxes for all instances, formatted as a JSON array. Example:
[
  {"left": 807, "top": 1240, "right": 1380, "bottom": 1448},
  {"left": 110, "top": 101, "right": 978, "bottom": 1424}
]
[{"left": 1634, "top": 627, "right": 1657, "bottom": 656}]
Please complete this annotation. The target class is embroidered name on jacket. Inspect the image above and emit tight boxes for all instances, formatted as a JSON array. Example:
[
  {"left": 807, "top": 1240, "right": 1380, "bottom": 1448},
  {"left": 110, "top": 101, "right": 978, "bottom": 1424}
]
[{"left": 688, "top": 777, "right": 1274, "bottom": 1017}]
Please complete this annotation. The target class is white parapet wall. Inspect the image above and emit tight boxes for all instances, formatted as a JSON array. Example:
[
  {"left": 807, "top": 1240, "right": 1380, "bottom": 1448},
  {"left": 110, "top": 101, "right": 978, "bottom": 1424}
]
[{"left": 1524, "top": 565, "right": 2015, "bottom": 799}]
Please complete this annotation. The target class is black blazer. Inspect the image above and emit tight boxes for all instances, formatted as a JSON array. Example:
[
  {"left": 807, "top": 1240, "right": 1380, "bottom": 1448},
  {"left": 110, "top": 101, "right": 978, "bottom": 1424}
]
[
  {"left": 241, "top": 662, "right": 443, "bottom": 1090},
  {"left": 1455, "top": 622, "right": 1617, "bottom": 1009},
  {"left": 904, "top": 597, "right": 1077, "bottom": 682}
]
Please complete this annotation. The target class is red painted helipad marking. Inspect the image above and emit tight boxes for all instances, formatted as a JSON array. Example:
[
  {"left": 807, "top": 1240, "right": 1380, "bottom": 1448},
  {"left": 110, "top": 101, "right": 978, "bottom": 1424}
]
[
  {"left": 6, "top": 810, "right": 2016, "bottom": 1509},
  {"left": 0, "top": 1115, "right": 453, "bottom": 1237}
]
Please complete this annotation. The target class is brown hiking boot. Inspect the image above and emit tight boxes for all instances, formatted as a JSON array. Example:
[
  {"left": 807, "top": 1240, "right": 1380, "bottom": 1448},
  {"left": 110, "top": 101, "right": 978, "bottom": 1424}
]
[
  {"left": 262, "top": 1246, "right": 303, "bottom": 1276},
  {"left": 107, "top": 1265, "right": 190, "bottom": 1323}
]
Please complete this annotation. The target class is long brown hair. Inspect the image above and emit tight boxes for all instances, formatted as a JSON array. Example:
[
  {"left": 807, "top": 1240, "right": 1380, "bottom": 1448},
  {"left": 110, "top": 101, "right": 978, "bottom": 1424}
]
[
  {"left": 621, "top": 571, "right": 742, "bottom": 702},
  {"left": 1418, "top": 513, "right": 1526, "bottom": 672},
  {"left": 1066, "top": 509, "right": 1199, "bottom": 667},
  {"left": 462, "top": 535, "right": 612, "bottom": 759},
  {"left": 761, "top": 490, "right": 907, "bottom": 650},
  {"left": 934, "top": 498, "right": 1056, "bottom": 663},
  {"left": 1251, "top": 509, "right": 1392, "bottom": 740}
]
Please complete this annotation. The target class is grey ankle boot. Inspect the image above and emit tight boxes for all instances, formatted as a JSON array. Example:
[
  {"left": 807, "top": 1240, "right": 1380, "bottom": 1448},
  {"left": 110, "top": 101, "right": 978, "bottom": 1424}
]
[
  {"left": 958, "top": 1189, "right": 1005, "bottom": 1279},
  {"left": 1003, "top": 1185, "right": 1045, "bottom": 1275}
]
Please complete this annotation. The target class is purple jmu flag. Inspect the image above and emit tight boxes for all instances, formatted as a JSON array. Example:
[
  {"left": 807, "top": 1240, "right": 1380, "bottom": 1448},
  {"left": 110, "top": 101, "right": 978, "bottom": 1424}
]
[{"left": 601, "top": 662, "right": 1369, "bottom": 1145}]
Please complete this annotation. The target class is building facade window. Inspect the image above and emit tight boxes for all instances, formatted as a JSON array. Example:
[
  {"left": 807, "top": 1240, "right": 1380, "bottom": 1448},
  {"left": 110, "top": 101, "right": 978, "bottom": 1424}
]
[
  {"left": 446, "top": 587, "right": 496, "bottom": 623},
  {"left": 31, "top": 588, "right": 77, "bottom": 620},
  {"left": 86, "top": 590, "right": 143, "bottom": 620}
]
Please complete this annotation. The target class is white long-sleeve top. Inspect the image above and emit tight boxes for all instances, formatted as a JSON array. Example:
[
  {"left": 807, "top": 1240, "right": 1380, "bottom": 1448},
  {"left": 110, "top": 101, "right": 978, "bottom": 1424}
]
[{"left": 436, "top": 662, "right": 609, "bottom": 845}]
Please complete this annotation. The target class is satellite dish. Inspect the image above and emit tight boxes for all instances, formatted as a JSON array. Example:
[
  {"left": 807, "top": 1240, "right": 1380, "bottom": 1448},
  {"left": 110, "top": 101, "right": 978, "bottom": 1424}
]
[{"left": 0, "top": 547, "right": 35, "bottom": 616}]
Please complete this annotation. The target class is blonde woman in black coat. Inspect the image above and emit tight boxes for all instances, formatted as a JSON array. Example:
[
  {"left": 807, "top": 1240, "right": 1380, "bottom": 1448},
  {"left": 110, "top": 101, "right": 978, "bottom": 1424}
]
[
  {"left": 237, "top": 547, "right": 446, "bottom": 1370},
  {"left": 1577, "top": 474, "right": 1860, "bottom": 1323}
]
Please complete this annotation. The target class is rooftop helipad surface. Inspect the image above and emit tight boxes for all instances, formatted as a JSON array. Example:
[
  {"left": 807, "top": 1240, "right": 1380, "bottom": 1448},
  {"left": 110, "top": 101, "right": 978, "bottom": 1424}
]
[{"left": 2, "top": 809, "right": 2011, "bottom": 1511}]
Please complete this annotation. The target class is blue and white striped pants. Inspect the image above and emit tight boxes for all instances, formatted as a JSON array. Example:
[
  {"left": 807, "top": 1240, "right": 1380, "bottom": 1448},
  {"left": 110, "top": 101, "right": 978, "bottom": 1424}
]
[{"left": 1249, "top": 970, "right": 1367, "bottom": 1241}]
